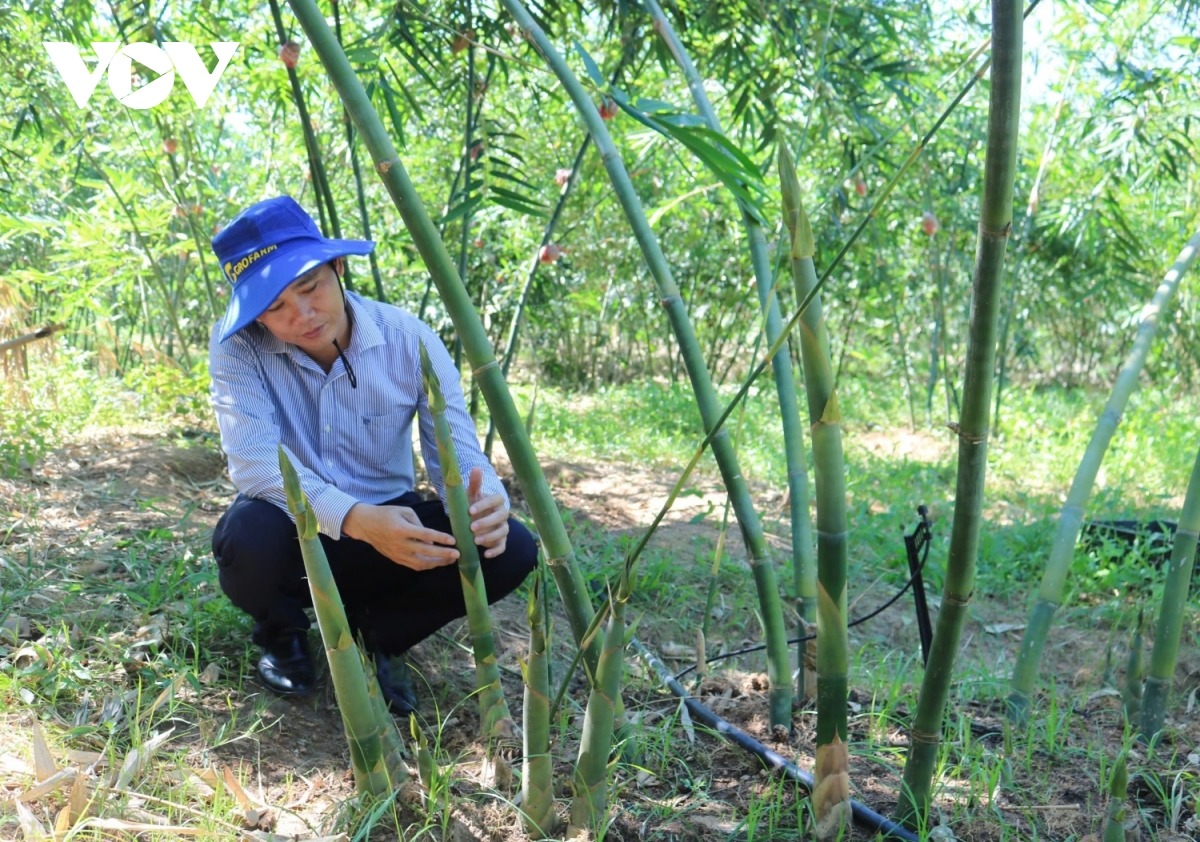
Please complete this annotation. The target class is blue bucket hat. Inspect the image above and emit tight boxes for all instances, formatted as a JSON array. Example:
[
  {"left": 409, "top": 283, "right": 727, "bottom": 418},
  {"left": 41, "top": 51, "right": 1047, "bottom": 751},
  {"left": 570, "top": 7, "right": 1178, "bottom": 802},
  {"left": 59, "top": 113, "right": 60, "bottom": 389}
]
[{"left": 212, "top": 196, "right": 374, "bottom": 342}]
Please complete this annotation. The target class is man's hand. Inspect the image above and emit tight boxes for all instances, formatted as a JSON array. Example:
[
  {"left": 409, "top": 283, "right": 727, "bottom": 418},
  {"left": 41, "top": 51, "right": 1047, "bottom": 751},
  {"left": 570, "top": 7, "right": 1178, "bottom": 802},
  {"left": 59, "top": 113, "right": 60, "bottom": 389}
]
[
  {"left": 467, "top": 466, "right": 509, "bottom": 558},
  {"left": 342, "top": 503, "right": 459, "bottom": 570}
]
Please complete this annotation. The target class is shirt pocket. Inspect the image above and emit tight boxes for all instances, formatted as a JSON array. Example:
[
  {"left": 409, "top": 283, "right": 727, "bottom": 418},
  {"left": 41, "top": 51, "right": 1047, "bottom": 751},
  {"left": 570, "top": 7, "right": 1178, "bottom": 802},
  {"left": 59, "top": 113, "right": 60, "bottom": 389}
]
[{"left": 358, "top": 411, "right": 410, "bottom": 472}]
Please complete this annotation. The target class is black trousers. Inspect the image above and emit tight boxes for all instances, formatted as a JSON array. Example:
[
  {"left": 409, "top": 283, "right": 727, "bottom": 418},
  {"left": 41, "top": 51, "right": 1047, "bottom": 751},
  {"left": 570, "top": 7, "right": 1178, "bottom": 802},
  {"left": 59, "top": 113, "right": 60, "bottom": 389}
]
[{"left": 211, "top": 492, "right": 538, "bottom": 656}]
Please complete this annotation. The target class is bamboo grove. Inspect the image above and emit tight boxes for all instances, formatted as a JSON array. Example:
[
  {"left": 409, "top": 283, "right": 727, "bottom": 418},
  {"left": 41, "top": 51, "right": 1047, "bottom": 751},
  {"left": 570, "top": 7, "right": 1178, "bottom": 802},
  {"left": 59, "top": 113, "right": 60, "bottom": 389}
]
[{"left": 4, "top": 0, "right": 1200, "bottom": 838}]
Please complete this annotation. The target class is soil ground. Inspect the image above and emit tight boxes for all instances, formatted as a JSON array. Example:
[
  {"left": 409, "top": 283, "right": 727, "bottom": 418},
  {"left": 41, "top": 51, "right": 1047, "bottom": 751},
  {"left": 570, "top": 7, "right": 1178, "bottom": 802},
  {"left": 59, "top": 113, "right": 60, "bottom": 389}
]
[{"left": 1, "top": 426, "right": 1198, "bottom": 840}]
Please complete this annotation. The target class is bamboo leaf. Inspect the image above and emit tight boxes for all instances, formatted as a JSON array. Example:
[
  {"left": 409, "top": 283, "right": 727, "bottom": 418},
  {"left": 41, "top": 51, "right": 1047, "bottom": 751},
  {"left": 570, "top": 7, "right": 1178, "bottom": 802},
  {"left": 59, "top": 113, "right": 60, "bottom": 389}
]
[
  {"left": 489, "top": 190, "right": 549, "bottom": 218},
  {"left": 31, "top": 720, "right": 56, "bottom": 783},
  {"left": 573, "top": 42, "right": 606, "bottom": 88}
]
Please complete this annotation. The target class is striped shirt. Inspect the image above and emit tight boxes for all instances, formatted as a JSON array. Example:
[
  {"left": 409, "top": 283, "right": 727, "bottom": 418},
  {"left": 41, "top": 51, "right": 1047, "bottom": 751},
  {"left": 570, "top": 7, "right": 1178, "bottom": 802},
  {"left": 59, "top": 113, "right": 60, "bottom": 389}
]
[{"left": 209, "top": 291, "right": 507, "bottom": 539}]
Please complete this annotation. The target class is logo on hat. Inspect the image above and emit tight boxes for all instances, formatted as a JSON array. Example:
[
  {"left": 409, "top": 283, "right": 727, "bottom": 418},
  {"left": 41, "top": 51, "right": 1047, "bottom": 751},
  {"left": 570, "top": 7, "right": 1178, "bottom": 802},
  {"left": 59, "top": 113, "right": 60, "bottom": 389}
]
[{"left": 223, "top": 244, "right": 280, "bottom": 284}]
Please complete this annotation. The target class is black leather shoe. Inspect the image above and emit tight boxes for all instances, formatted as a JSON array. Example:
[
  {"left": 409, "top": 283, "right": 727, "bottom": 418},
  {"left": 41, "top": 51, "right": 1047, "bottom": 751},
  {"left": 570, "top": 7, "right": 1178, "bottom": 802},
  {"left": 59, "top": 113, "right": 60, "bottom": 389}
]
[
  {"left": 256, "top": 634, "right": 316, "bottom": 696},
  {"left": 376, "top": 654, "right": 419, "bottom": 716}
]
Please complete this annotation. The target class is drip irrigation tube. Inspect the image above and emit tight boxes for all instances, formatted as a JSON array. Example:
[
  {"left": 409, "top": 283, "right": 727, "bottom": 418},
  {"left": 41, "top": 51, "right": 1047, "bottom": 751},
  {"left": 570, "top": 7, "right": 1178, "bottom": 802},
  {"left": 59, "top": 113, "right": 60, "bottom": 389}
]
[{"left": 632, "top": 638, "right": 920, "bottom": 842}]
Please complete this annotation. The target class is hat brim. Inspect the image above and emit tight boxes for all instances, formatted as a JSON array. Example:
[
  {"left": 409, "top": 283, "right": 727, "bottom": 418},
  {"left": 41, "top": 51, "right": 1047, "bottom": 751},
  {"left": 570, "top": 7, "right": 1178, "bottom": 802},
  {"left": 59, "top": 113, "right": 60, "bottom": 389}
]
[{"left": 217, "top": 237, "right": 374, "bottom": 342}]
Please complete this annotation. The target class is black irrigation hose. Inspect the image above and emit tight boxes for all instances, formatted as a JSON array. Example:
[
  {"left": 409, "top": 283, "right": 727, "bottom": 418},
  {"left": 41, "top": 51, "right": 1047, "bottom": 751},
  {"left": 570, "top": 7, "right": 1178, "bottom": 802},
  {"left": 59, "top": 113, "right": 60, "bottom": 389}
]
[
  {"left": 674, "top": 509, "right": 935, "bottom": 682},
  {"left": 633, "top": 639, "right": 921, "bottom": 842}
]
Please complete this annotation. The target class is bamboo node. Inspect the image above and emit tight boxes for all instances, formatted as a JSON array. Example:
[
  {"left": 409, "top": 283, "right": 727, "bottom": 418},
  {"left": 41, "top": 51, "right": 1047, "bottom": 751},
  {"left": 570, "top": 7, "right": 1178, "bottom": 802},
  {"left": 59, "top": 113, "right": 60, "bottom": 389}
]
[
  {"left": 910, "top": 728, "right": 941, "bottom": 745},
  {"left": 946, "top": 421, "right": 985, "bottom": 443},
  {"left": 980, "top": 221, "right": 1013, "bottom": 240},
  {"left": 945, "top": 592, "right": 973, "bottom": 607},
  {"left": 472, "top": 359, "right": 500, "bottom": 376},
  {"left": 658, "top": 295, "right": 683, "bottom": 308},
  {"left": 377, "top": 160, "right": 394, "bottom": 173}
]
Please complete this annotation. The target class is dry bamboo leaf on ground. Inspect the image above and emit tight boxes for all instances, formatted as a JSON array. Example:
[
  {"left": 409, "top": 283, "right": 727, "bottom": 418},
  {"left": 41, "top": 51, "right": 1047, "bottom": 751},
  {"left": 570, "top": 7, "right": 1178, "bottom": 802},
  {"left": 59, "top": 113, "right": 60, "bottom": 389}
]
[
  {"left": 30, "top": 721, "right": 56, "bottom": 783},
  {"left": 65, "top": 749, "right": 104, "bottom": 770},
  {"left": 114, "top": 727, "right": 173, "bottom": 789},
  {"left": 73, "top": 818, "right": 205, "bottom": 836},
  {"left": 220, "top": 764, "right": 273, "bottom": 830},
  {"left": 14, "top": 799, "right": 48, "bottom": 841},
  {"left": 66, "top": 770, "right": 91, "bottom": 826},
  {"left": 1, "top": 753, "right": 32, "bottom": 776},
  {"left": 13, "top": 644, "right": 48, "bottom": 671},
  {"left": 678, "top": 699, "right": 695, "bottom": 745},
  {"left": 16, "top": 768, "right": 76, "bottom": 803}
]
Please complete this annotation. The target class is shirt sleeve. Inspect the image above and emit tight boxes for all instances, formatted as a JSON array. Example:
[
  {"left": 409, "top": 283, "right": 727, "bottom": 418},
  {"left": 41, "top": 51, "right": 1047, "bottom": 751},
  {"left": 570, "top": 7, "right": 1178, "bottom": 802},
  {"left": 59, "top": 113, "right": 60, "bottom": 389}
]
[
  {"left": 209, "top": 329, "right": 359, "bottom": 538},
  {"left": 410, "top": 322, "right": 509, "bottom": 509}
]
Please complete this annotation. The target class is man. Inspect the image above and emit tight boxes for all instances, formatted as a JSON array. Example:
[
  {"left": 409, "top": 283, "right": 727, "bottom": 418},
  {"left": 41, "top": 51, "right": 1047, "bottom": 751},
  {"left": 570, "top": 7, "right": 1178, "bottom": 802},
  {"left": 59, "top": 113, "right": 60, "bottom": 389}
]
[{"left": 208, "top": 195, "right": 537, "bottom": 714}]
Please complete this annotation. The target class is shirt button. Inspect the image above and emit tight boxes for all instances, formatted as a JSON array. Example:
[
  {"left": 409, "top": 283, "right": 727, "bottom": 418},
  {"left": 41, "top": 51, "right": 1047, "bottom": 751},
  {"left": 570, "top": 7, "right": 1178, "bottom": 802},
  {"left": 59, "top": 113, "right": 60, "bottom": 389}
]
[{"left": 324, "top": 424, "right": 331, "bottom": 433}]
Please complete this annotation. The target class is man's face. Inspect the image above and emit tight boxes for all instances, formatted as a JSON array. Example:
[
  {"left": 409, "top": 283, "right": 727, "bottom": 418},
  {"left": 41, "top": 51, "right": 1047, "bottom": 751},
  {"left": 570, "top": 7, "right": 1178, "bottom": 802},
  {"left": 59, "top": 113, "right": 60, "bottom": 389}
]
[{"left": 257, "top": 259, "right": 349, "bottom": 363}]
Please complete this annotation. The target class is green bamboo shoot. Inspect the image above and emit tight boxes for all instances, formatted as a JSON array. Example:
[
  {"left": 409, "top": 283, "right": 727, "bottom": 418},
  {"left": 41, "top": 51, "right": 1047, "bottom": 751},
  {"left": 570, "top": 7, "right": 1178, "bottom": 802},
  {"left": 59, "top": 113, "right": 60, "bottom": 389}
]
[
  {"left": 419, "top": 344, "right": 515, "bottom": 742},
  {"left": 521, "top": 568, "right": 559, "bottom": 839},
  {"left": 1101, "top": 752, "right": 1129, "bottom": 842},
  {"left": 1122, "top": 611, "right": 1144, "bottom": 722},
  {"left": 278, "top": 448, "right": 407, "bottom": 795},
  {"left": 1140, "top": 447, "right": 1200, "bottom": 740},
  {"left": 410, "top": 714, "right": 437, "bottom": 792},
  {"left": 569, "top": 577, "right": 627, "bottom": 836},
  {"left": 779, "top": 145, "right": 850, "bottom": 840},
  {"left": 1008, "top": 228, "right": 1200, "bottom": 721},
  {"left": 897, "top": 0, "right": 1023, "bottom": 828}
]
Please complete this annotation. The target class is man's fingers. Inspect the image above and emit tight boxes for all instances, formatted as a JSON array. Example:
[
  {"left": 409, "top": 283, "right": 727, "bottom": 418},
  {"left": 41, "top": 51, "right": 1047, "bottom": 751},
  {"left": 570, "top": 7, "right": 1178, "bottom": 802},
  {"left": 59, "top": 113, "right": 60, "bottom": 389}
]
[
  {"left": 467, "top": 466, "right": 484, "bottom": 504},
  {"left": 471, "top": 507, "right": 508, "bottom": 533},
  {"left": 404, "top": 523, "right": 457, "bottom": 545},
  {"left": 482, "top": 538, "right": 508, "bottom": 558}
]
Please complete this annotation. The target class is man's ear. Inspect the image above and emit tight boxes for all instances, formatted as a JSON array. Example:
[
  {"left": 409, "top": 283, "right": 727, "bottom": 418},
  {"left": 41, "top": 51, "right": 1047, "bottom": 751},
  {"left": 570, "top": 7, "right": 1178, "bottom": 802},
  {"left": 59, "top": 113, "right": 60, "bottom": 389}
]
[{"left": 332, "top": 256, "right": 345, "bottom": 277}]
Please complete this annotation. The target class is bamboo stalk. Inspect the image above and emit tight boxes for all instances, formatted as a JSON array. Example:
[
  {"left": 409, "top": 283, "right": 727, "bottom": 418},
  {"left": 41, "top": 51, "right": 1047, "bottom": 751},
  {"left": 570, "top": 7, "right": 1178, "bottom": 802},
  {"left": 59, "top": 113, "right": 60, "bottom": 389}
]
[
  {"left": 268, "top": 0, "right": 346, "bottom": 265},
  {"left": 500, "top": 0, "right": 794, "bottom": 729},
  {"left": 1140, "top": 446, "right": 1200, "bottom": 741},
  {"left": 521, "top": 568, "right": 559, "bottom": 839},
  {"left": 332, "top": 1, "right": 386, "bottom": 302},
  {"left": 419, "top": 343, "right": 516, "bottom": 742},
  {"left": 779, "top": 146, "right": 850, "bottom": 840},
  {"left": 0, "top": 324, "right": 64, "bottom": 355},
  {"left": 646, "top": 0, "right": 817, "bottom": 703},
  {"left": 896, "top": 1, "right": 1024, "bottom": 828},
  {"left": 285, "top": 0, "right": 600, "bottom": 678},
  {"left": 992, "top": 64, "right": 1073, "bottom": 429},
  {"left": 1007, "top": 227, "right": 1200, "bottom": 721},
  {"left": 278, "top": 448, "right": 406, "bottom": 796}
]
